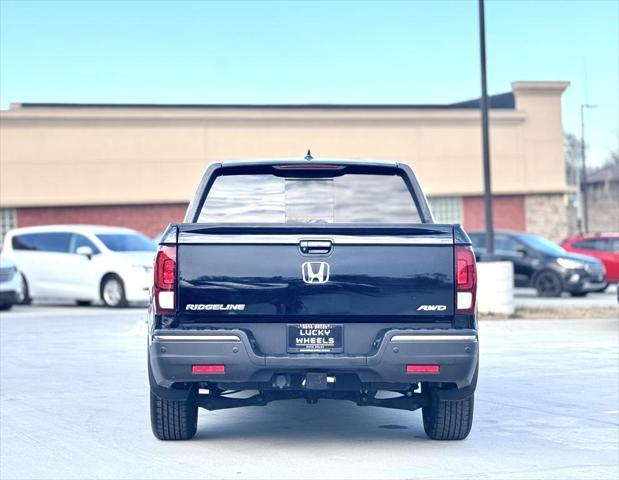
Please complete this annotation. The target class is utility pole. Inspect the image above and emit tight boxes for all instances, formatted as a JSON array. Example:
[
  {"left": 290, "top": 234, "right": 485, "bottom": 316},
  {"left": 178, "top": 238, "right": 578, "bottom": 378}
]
[
  {"left": 580, "top": 104, "right": 596, "bottom": 233},
  {"left": 478, "top": 0, "right": 494, "bottom": 254}
]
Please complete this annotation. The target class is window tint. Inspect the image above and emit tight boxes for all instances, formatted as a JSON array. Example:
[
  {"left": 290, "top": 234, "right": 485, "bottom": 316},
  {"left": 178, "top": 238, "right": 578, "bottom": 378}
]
[
  {"left": 199, "top": 173, "right": 421, "bottom": 223},
  {"left": 572, "top": 240, "right": 594, "bottom": 250},
  {"left": 519, "top": 234, "right": 566, "bottom": 255},
  {"left": 611, "top": 238, "right": 619, "bottom": 252},
  {"left": 495, "top": 235, "right": 523, "bottom": 253},
  {"left": 96, "top": 233, "right": 155, "bottom": 252},
  {"left": 573, "top": 239, "right": 610, "bottom": 251},
  {"left": 69, "top": 234, "right": 100, "bottom": 254},
  {"left": 11, "top": 232, "right": 71, "bottom": 252}
]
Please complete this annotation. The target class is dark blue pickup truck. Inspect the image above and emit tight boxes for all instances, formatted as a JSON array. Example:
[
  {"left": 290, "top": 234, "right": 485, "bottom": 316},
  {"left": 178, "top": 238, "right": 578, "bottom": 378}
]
[{"left": 148, "top": 157, "right": 479, "bottom": 441}]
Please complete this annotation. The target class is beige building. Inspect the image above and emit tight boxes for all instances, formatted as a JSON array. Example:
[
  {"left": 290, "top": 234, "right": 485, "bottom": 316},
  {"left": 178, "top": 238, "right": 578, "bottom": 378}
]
[{"left": 0, "top": 81, "right": 571, "bottom": 240}]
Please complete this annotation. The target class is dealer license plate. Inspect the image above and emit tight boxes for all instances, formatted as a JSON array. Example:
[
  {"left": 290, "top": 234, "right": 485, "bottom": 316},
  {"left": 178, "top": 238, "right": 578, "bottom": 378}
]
[{"left": 287, "top": 324, "right": 343, "bottom": 353}]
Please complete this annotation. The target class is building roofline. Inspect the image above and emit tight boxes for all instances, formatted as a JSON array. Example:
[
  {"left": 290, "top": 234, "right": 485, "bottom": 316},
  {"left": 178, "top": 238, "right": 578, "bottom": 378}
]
[
  {"left": 6, "top": 92, "right": 516, "bottom": 111},
  {"left": 511, "top": 81, "right": 570, "bottom": 94},
  {"left": 4, "top": 81, "right": 571, "bottom": 113}
]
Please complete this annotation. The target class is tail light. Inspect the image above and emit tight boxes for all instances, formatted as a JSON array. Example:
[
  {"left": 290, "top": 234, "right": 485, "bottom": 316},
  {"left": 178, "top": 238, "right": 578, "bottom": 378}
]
[
  {"left": 273, "top": 164, "right": 345, "bottom": 171},
  {"left": 455, "top": 245, "right": 477, "bottom": 313},
  {"left": 407, "top": 365, "right": 440, "bottom": 374},
  {"left": 192, "top": 365, "right": 226, "bottom": 374},
  {"left": 154, "top": 245, "right": 176, "bottom": 313}
]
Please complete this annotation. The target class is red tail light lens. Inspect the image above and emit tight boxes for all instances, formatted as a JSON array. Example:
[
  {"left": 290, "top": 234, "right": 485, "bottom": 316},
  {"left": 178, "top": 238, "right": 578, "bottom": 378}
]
[
  {"left": 154, "top": 246, "right": 176, "bottom": 313},
  {"left": 192, "top": 365, "right": 225, "bottom": 374},
  {"left": 406, "top": 365, "right": 440, "bottom": 374},
  {"left": 158, "top": 256, "right": 175, "bottom": 288},
  {"left": 456, "top": 245, "right": 477, "bottom": 313},
  {"left": 273, "top": 164, "right": 346, "bottom": 170},
  {"left": 456, "top": 246, "right": 475, "bottom": 290}
]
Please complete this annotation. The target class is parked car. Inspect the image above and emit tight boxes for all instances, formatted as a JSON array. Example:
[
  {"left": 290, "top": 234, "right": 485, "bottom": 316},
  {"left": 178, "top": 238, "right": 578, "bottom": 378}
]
[
  {"left": 469, "top": 230, "right": 606, "bottom": 297},
  {"left": 0, "top": 256, "right": 23, "bottom": 310},
  {"left": 2, "top": 225, "right": 156, "bottom": 307},
  {"left": 561, "top": 233, "right": 619, "bottom": 289},
  {"left": 148, "top": 157, "right": 479, "bottom": 441}
]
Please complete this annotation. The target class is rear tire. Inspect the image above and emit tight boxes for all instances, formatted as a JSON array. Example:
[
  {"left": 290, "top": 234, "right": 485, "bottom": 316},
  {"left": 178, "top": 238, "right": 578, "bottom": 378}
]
[
  {"left": 19, "top": 274, "right": 32, "bottom": 305},
  {"left": 534, "top": 270, "right": 563, "bottom": 297},
  {"left": 150, "top": 391, "right": 198, "bottom": 441},
  {"left": 422, "top": 390, "right": 474, "bottom": 440},
  {"left": 101, "top": 275, "right": 128, "bottom": 308}
]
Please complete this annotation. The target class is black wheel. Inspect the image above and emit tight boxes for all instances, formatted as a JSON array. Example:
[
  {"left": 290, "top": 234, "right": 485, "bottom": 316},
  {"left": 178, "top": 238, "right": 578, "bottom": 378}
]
[
  {"left": 76, "top": 300, "right": 93, "bottom": 306},
  {"left": 423, "top": 389, "right": 474, "bottom": 440},
  {"left": 19, "top": 274, "right": 32, "bottom": 305},
  {"left": 0, "top": 304, "right": 12, "bottom": 311},
  {"left": 150, "top": 391, "right": 198, "bottom": 440},
  {"left": 534, "top": 270, "right": 563, "bottom": 297},
  {"left": 100, "top": 275, "right": 127, "bottom": 308},
  {"left": 570, "top": 291, "right": 588, "bottom": 297}
]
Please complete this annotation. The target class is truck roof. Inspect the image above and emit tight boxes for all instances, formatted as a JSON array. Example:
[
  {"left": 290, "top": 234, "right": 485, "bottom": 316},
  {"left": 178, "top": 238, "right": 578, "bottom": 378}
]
[{"left": 219, "top": 157, "right": 398, "bottom": 168}]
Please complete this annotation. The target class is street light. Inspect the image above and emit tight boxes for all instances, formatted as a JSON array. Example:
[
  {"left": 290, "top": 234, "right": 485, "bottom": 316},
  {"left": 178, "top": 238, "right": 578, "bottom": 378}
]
[
  {"left": 580, "top": 103, "right": 596, "bottom": 233},
  {"left": 478, "top": 0, "right": 494, "bottom": 254}
]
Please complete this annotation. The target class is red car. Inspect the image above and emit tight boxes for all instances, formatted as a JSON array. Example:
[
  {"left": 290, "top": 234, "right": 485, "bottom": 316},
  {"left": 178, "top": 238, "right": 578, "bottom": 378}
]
[{"left": 561, "top": 233, "right": 619, "bottom": 285}]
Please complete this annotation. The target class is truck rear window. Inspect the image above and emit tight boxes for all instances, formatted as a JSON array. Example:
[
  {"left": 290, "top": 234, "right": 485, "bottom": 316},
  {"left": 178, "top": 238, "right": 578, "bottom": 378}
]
[{"left": 198, "top": 173, "right": 421, "bottom": 223}]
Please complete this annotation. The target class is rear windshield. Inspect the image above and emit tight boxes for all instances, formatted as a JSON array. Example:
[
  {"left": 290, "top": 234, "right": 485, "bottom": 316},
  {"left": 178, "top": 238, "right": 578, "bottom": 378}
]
[{"left": 198, "top": 173, "right": 421, "bottom": 223}]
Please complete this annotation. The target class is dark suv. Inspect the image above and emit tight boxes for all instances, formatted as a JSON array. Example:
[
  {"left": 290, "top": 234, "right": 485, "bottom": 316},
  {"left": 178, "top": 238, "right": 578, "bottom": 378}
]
[{"left": 469, "top": 231, "right": 606, "bottom": 297}]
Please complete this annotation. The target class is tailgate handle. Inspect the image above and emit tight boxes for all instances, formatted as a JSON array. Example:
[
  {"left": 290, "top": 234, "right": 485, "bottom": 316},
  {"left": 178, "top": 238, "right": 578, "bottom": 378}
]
[{"left": 299, "top": 240, "right": 333, "bottom": 255}]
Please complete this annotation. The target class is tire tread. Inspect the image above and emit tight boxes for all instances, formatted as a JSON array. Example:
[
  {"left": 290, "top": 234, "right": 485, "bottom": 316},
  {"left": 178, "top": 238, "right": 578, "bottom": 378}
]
[
  {"left": 150, "top": 392, "right": 197, "bottom": 440},
  {"left": 423, "top": 392, "right": 474, "bottom": 440}
]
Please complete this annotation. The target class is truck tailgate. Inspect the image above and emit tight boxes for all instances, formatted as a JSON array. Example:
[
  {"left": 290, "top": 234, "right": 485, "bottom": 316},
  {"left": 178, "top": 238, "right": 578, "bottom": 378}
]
[{"left": 176, "top": 225, "right": 454, "bottom": 321}]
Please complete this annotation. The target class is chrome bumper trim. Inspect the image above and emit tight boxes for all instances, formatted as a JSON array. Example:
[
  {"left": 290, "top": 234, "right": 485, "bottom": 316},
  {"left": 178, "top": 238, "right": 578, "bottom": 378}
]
[
  {"left": 178, "top": 234, "right": 453, "bottom": 245},
  {"left": 153, "top": 335, "right": 242, "bottom": 342},
  {"left": 390, "top": 334, "right": 478, "bottom": 342}
]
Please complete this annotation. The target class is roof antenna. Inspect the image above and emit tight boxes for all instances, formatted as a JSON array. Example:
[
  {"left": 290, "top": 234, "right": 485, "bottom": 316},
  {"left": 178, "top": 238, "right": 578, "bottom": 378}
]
[{"left": 304, "top": 149, "right": 313, "bottom": 161}]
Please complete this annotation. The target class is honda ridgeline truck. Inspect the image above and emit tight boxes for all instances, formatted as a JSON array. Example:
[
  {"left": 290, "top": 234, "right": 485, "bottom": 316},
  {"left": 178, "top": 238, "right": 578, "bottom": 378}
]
[{"left": 148, "top": 157, "right": 479, "bottom": 441}]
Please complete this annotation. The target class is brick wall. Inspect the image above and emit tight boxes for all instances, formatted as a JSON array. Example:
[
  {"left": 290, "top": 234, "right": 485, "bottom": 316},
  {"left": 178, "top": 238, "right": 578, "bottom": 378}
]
[
  {"left": 524, "top": 194, "right": 568, "bottom": 243},
  {"left": 462, "top": 195, "right": 526, "bottom": 231},
  {"left": 16, "top": 204, "right": 188, "bottom": 237}
]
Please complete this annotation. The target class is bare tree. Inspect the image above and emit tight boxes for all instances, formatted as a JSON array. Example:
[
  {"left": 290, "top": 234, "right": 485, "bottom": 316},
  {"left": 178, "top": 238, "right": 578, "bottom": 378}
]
[
  {"left": 564, "top": 132, "right": 581, "bottom": 185},
  {"left": 606, "top": 149, "right": 619, "bottom": 168}
]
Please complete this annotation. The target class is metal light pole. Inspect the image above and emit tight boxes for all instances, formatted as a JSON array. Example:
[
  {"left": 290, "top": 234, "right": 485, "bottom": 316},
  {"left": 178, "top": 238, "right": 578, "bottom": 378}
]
[
  {"left": 580, "top": 103, "right": 596, "bottom": 233},
  {"left": 478, "top": 0, "right": 494, "bottom": 254}
]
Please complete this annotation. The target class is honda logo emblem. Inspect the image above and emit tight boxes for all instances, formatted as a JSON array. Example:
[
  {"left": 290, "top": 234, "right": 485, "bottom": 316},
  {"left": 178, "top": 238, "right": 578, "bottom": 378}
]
[{"left": 302, "top": 262, "right": 330, "bottom": 284}]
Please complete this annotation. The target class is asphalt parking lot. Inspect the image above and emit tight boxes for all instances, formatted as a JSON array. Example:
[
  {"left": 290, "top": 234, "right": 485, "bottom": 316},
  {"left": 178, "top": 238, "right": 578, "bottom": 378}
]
[
  {"left": 514, "top": 285, "right": 618, "bottom": 309},
  {"left": 1, "top": 305, "right": 617, "bottom": 480}
]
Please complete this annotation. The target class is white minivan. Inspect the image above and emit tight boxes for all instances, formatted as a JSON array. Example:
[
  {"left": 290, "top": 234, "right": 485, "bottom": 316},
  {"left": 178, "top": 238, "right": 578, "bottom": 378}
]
[{"left": 2, "top": 225, "right": 156, "bottom": 307}]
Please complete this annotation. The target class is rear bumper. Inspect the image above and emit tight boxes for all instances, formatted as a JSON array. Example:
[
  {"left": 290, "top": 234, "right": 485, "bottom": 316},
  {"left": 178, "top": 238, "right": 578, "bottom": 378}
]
[{"left": 149, "top": 328, "right": 478, "bottom": 391}]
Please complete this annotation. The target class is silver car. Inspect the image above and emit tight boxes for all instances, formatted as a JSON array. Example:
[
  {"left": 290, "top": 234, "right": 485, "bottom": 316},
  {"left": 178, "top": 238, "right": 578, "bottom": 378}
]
[{"left": 0, "top": 256, "right": 23, "bottom": 311}]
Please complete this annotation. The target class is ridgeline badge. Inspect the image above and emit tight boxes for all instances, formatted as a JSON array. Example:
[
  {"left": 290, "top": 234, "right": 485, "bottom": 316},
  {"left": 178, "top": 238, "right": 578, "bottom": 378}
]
[{"left": 185, "top": 304, "right": 245, "bottom": 311}]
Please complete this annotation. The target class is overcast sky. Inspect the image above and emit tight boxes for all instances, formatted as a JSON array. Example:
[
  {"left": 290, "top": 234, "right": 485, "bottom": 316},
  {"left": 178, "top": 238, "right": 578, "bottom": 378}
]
[{"left": 1, "top": 0, "right": 617, "bottom": 166}]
